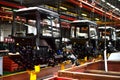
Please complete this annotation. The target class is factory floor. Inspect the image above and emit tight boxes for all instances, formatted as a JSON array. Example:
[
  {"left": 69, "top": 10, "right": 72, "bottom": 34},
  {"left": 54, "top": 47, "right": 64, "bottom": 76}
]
[{"left": 0, "top": 64, "right": 72, "bottom": 80}]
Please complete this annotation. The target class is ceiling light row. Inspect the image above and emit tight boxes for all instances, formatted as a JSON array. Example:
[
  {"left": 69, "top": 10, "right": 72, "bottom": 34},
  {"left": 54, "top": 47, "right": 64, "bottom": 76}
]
[
  {"left": 101, "top": 0, "right": 120, "bottom": 12},
  {"left": 106, "top": 2, "right": 120, "bottom": 12}
]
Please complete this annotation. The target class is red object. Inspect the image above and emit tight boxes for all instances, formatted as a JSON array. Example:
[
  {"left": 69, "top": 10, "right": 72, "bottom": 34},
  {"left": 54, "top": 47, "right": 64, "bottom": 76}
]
[
  {"left": 60, "top": 15, "right": 76, "bottom": 21},
  {"left": 61, "top": 22, "right": 70, "bottom": 28},
  {"left": 0, "top": 0, "right": 25, "bottom": 9},
  {"left": 4, "top": 37, "right": 14, "bottom": 43},
  {"left": 3, "top": 56, "right": 19, "bottom": 72}
]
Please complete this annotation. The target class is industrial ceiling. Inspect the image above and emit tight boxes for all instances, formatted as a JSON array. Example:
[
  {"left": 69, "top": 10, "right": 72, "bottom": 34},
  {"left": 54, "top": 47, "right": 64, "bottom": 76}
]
[{"left": 0, "top": 0, "right": 120, "bottom": 27}]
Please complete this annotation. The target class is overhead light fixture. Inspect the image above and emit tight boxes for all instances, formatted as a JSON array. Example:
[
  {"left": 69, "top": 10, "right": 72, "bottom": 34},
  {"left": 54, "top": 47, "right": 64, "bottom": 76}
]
[
  {"left": 101, "top": 0, "right": 105, "bottom": 2},
  {"left": 115, "top": 8, "right": 119, "bottom": 11},
  {"left": 110, "top": 5, "right": 115, "bottom": 9},
  {"left": 106, "top": 2, "right": 111, "bottom": 6},
  {"left": 60, "top": 6, "right": 67, "bottom": 10},
  {"left": 106, "top": 2, "right": 116, "bottom": 9},
  {"left": 95, "top": 18, "right": 100, "bottom": 21},
  {"left": 81, "top": 13, "right": 87, "bottom": 17}
]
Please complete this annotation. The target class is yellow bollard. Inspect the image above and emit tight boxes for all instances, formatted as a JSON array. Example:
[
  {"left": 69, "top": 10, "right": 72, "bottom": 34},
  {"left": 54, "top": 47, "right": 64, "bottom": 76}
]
[
  {"left": 35, "top": 65, "right": 40, "bottom": 73},
  {"left": 80, "top": 60, "right": 84, "bottom": 64},
  {"left": 61, "top": 63, "right": 65, "bottom": 70},
  {"left": 29, "top": 65, "right": 40, "bottom": 80},
  {"left": 84, "top": 56, "right": 87, "bottom": 62},
  {"left": 78, "top": 59, "right": 85, "bottom": 65},
  {"left": 30, "top": 71, "right": 37, "bottom": 80},
  {"left": 98, "top": 54, "right": 102, "bottom": 58},
  {"left": 97, "top": 54, "right": 102, "bottom": 60}
]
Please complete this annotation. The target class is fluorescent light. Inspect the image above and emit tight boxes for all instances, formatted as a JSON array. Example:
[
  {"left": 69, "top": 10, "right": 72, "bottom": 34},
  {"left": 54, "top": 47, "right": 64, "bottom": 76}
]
[
  {"left": 106, "top": 2, "right": 111, "bottom": 6},
  {"left": 60, "top": 6, "right": 67, "bottom": 10},
  {"left": 81, "top": 13, "right": 87, "bottom": 17},
  {"left": 115, "top": 8, "right": 119, "bottom": 11},
  {"left": 106, "top": 2, "right": 117, "bottom": 9},
  {"left": 111, "top": 5, "right": 115, "bottom": 8},
  {"left": 102, "top": 0, "right": 105, "bottom": 2},
  {"left": 95, "top": 18, "right": 99, "bottom": 21}
]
